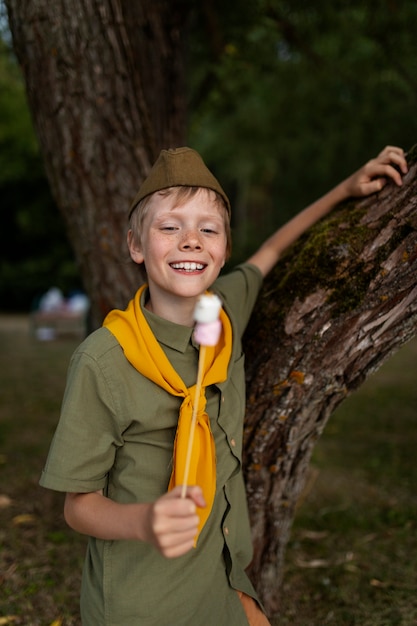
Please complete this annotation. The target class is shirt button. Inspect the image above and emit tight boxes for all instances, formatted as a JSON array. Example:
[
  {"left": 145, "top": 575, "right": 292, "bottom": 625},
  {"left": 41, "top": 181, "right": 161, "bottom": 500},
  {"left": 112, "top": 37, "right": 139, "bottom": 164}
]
[
  {"left": 224, "top": 526, "right": 229, "bottom": 535},
  {"left": 230, "top": 438, "right": 236, "bottom": 447},
  {"left": 221, "top": 395, "right": 225, "bottom": 403}
]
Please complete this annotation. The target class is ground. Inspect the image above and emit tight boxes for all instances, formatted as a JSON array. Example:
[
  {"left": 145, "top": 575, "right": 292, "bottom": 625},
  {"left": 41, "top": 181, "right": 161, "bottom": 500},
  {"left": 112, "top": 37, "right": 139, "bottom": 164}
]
[{"left": 0, "top": 315, "right": 416, "bottom": 625}]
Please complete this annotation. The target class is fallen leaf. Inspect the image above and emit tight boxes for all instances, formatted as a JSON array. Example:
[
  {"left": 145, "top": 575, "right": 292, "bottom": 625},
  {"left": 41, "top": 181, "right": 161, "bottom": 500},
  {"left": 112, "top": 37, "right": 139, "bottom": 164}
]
[
  {"left": 49, "top": 619, "right": 63, "bottom": 626},
  {"left": 12, "top": 513, "right": 38, "bottom": 526},
  {"left": 0, "top": 617, "right": 19, "bottom": 625}
]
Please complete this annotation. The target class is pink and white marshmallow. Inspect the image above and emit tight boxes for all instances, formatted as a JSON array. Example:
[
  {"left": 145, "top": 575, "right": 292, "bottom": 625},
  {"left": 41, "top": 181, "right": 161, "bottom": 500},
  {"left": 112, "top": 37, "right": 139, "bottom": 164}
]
[{"left": 193, "top": 294, "right": 222, "bottom": 346}]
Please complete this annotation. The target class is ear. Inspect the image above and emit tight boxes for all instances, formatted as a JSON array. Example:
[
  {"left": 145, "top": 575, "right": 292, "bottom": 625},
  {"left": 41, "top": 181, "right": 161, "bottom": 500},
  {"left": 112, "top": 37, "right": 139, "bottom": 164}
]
[
  {"left": 127, "top": 229, "right": 144, "bottom": 265},
  {"left": 220, "top": 256, "right": 226, "bottom": 269},
  {"left": 221, "top": 243, "right": 228, "bottom": 268}
]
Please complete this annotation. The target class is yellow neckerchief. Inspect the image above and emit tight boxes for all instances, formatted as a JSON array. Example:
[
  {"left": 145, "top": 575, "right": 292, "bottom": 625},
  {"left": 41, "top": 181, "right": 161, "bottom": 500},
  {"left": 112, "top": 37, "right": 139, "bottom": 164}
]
[{"left": 103, "top": 284, "right": 232, "bottom": 542}]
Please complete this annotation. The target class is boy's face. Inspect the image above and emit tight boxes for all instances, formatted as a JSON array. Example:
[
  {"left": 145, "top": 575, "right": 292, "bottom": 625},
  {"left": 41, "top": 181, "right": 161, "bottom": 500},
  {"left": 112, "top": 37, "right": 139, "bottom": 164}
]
[{"left": 128, "top": 189, "right": 228, "bottom": 312}]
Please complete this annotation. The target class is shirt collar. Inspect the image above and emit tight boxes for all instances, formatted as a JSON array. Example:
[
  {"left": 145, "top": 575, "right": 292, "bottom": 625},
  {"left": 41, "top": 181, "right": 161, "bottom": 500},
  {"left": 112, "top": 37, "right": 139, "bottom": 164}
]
[{"left": 140, "top": 288, "right": 194, "bottom": 354}]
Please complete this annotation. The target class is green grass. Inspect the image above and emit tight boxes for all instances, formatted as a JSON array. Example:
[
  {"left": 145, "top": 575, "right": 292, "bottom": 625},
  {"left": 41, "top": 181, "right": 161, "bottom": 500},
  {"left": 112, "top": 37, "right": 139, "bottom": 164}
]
[
  {"left": 1, "top": 315, "right": 416, "bottom": 625},
  {"left": 278, "top": 338, "right": 417, "bottom": 625},
  {"left": 0, "top": 316, "right": 85, "bottom": 626}
]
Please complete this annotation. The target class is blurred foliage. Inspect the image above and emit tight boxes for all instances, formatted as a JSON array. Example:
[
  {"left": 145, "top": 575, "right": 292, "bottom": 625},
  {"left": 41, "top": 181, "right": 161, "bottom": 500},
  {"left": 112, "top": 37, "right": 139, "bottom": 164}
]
[
  {"left": 0, "top": 31, "right": 81, "bottom": 311},
  {"left": 188, "top": 0, "right": 417, "bottom": 260},
  {"left": 1, "top": 0, "right": 417, "bottom": 308}
]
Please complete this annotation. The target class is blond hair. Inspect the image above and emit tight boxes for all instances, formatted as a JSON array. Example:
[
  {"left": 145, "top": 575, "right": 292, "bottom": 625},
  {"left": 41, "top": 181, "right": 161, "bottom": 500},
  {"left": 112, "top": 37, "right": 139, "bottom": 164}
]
[{"left": 129, "top": 186, "right": 232, "bottom": 260}]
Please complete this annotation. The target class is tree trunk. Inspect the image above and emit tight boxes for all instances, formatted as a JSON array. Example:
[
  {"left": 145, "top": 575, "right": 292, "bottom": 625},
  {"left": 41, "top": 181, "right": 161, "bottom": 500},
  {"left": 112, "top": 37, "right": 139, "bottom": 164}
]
[
  {"left": 6, "top": 0, "right": 188, "bottom": 327},
  {"left": 243, "top": 146, "right": 417, "bottom": 614}
]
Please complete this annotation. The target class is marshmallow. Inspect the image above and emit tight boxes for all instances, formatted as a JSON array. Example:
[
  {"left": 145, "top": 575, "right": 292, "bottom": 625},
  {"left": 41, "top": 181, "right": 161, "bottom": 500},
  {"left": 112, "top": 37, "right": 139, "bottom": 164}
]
[{"left": 193, "top": 294, "right": 222, "bottom": 346}]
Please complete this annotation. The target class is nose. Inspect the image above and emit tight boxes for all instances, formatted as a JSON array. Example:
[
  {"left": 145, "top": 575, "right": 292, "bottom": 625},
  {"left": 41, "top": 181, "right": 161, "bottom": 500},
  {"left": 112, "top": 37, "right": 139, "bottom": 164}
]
[{"left": 179, "top": 229, "right": 202, "bottom": 251}]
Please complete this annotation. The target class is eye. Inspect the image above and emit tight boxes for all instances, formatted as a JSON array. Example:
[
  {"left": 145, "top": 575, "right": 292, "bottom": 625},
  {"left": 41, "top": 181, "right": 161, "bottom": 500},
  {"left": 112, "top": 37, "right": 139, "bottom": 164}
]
[
  {"left": 160, "top": 225, "right": 178, "bottom": 231},
  {"left": 200, "top": 216, "right": 224, "bottom": 234}
]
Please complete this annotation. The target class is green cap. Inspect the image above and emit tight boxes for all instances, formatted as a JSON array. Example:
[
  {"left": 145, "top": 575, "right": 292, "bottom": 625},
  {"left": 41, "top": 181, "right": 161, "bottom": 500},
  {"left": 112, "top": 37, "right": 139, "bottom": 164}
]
[{"left": 129, "top": 147, "right": 231, "bottom": 217}]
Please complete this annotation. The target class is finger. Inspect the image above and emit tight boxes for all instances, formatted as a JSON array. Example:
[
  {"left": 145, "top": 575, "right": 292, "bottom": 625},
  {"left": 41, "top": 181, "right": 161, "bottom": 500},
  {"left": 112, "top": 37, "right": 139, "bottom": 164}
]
[
  {"left": 154, "top": 516, "right": 199, "bottom": 542},
  {"left": 153, "top": 507, "right": 199, "bottom": 530},
  {"left": 161, "top": 535, "right": 196, "bottom": 558},
  {"left": 181, "top": 485, "right": 206, "bottom": 509},
  {"left": 380, "top": 163, "right": 405, "bottom": 186},
  {"left": 170, "top": 484, "right": 206, "bottom": 508},
  {"left": 154, "top": 495, "right": 198, "bottom": 520},
  {"left": 152, "top": 510, "right": 199, "bottom": 543},
  {"left": 379, "top": 153, "right": 408, "bottom": 175},
  {"left": 378, "top": 145, "right": 405, "bottom": 158},
  {"left": 359, "top": 178, "right": 387, "bottom": 196},
  {"left": 154, "top": 518, "right": 199, "bottom": 557},
  {"left": 365, "top": 162, "right": 405, "bottom": 187},
  {"left": 377, "top": 147, "right": 408, "bottom": 174}
]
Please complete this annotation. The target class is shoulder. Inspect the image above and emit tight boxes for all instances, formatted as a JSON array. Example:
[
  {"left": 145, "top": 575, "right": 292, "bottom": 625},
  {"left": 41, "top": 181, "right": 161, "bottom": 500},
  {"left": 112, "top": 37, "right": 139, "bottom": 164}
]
[
  {"left": 212, "top": 263, "right": 263, "bottom": 336},
  {"left": 68, "top": 327, "right": 127, "bottom": 379},
  {"left": 75, "top": 326, "right": 120, "bottom": 359},
  {"left": 213, "top": 263, "right": 263, "bottom": 302}
]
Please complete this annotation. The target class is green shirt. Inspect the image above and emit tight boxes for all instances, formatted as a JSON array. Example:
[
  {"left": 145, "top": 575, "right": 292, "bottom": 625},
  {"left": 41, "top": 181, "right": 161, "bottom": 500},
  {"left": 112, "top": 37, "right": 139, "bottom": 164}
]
[{"left": 40, "top": 263, "right": 263, "bottom": 626}]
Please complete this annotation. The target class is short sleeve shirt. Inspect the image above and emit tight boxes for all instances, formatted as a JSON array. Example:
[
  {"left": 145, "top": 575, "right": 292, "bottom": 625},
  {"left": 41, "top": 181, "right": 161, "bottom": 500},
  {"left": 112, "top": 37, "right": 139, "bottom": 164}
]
[{"left": 40, "top": 263, "right": 263, "bottom": 626}]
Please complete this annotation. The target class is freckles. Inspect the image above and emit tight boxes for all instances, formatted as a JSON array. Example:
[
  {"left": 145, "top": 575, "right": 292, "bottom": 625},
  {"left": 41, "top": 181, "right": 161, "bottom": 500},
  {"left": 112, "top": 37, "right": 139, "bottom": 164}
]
[{"left": 148, "top": 230, "right": 169, "bottom": 246}]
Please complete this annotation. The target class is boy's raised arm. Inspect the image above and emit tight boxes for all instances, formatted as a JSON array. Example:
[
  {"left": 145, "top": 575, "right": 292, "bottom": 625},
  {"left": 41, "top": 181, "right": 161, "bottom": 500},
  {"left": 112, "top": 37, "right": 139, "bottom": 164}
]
[{"left": 247, "top": 146, "right": 408, "bottom": 278}]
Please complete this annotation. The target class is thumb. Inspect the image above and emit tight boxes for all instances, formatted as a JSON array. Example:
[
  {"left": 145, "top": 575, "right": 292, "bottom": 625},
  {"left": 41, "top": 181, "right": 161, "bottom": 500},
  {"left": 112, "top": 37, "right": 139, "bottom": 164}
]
[
  {"left": 180, "top": 485, "right": 207, "bottom": 509},
  {"left": 359, "top": 177, "right": 387, "bottom": 196}
]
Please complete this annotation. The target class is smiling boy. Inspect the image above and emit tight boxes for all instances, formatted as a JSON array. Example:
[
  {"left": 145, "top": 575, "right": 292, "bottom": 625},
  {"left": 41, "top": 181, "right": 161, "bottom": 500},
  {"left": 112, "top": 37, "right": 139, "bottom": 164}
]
[{"left": 40, "top": 146, "right": 407, "bottom": 625}]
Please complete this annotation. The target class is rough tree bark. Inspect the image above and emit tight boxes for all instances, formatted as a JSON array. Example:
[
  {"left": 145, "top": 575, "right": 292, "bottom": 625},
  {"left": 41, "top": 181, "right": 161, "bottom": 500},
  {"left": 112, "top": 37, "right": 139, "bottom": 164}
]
[
  {"left": 243, "top": 148, "right": 417, "bottom": 613},
  {"left": 6, "top": 0, "right": 188, "bottom": 327},
  {"left": 6, "top": 0, "right": 417, "bottom": 618}
]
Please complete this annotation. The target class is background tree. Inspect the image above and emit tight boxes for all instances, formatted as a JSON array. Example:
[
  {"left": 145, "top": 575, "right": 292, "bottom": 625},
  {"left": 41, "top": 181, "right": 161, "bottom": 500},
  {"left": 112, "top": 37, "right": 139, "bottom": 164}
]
[
  {"left": 4, "top": 0, "right": 188, "bottom": 325},
  {"left": 0, "top": 35, "right": 79, "bottom": 310},
  {"left": 3, "top": 1, "right": 417, "bottom": 313},
  {"left": 4, "top": 0, "right": 417, "bottom": 615},
  {"left": 3, "top": 0, "right": 417, "bottom": 311}
]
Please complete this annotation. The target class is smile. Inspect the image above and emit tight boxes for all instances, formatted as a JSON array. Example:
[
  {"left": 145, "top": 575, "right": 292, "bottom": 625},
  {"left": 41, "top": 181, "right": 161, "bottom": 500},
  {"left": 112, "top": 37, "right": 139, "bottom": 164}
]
[{"left": 170, "top": 262, "right": 205, "bottom": 272}]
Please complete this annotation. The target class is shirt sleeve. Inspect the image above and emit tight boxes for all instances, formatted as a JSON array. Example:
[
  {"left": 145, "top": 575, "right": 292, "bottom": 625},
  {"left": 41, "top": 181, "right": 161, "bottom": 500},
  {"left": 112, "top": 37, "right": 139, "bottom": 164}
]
[{"left": 39, "top": 335, "right": 124, "bottom": 493}]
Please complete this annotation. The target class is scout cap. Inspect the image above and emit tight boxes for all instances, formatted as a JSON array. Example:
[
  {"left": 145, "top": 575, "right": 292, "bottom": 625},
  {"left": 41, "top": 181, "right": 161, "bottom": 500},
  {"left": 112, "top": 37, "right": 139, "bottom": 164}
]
[{"left": 129, "top": 147, "right": 231, "bottom": 217}]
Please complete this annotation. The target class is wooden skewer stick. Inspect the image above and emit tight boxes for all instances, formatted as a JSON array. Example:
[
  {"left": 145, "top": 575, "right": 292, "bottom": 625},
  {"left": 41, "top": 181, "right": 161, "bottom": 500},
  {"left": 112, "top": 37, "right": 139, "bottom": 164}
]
[
  {"left": 181, "top": 345, "right": 207, "bottom": 499},
  {"left": 180, "top": 292, "right": 222, "bottom": 499}
]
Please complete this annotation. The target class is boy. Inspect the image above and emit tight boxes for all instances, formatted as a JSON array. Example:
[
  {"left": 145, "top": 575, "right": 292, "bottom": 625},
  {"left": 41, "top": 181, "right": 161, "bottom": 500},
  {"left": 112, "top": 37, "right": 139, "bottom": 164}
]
[{"left": 40, "top": 145, "right": 407, "bottom": 625}]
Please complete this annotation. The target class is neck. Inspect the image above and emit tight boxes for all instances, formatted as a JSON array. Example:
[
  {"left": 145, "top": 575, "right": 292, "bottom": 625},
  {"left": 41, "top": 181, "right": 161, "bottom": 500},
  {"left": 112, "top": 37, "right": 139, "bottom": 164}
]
[{"left": 145, "top": 293, "right": 197, "bottom": 327}]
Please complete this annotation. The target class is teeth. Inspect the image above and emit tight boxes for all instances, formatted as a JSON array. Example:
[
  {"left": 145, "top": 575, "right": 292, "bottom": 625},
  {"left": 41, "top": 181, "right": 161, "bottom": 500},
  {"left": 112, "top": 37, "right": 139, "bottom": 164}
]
[{"left": 171, "top": 262, "right": 204, "bottom": 271}]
